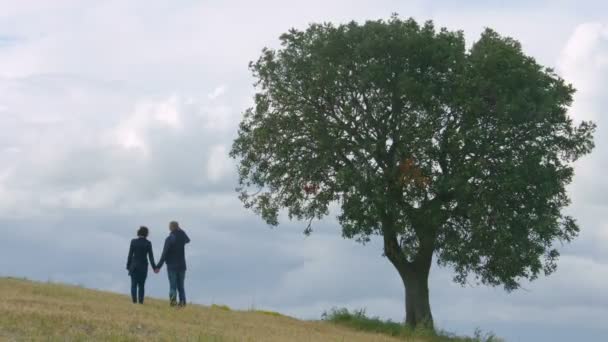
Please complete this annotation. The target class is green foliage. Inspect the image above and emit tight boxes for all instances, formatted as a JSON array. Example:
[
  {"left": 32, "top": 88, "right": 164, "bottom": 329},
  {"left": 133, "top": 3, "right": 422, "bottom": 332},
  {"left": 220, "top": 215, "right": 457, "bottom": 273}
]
[
  {"left": 211, "top": 304, "right": 232, "bottom": 311},
  {"left": 254, "top": 309, "right": 288, "bottom": 317},
  {"left": 231, "top": 14, "right": 595, "bottom": 291},
  {"left": 322, "top": 308, "right": 504, "bottom": 342},
  {"left": 322, "top": 308, "right": 412, "bottom": 337}
]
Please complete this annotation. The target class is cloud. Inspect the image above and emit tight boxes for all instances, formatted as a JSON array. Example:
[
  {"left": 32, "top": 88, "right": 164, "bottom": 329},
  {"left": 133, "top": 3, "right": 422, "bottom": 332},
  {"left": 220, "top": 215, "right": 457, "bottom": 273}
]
[
  {"left": 1, "top": 2, "right": 608, "bottom": 342},
  {"left": 207, "top": 145, "right": 232, "bottom": 183},
  {"left": 558, "top": 22, "right": 608, "bottom": 122},
  {"left": 557, "top": 21, "right": 608, "bottom": 248},
  {"left": 111, "top": 95, "right": 183, "bottom": 154},
  {"left": 208, "top": 85, "right": 227, "bottom": 100}
]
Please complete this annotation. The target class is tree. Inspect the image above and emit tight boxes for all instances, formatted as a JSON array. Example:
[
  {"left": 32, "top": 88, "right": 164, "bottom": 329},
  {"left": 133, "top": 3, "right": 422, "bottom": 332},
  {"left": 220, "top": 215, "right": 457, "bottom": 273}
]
[{"left": 229, "top": 16, "right": 596, "bottom": 328}]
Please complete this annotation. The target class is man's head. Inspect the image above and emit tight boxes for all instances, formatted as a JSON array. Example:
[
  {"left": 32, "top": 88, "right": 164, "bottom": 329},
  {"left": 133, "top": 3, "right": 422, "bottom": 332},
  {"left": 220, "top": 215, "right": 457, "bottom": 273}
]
[{"left": 169, "top": 221, "right": 179, "bottom": 232}]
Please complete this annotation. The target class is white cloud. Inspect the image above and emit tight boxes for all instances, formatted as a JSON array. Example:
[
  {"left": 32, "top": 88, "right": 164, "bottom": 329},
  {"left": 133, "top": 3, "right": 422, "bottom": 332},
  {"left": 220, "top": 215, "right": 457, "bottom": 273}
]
[
  {"left": 110, "top": 95, "right": 183, "bottom": 153},
  {"left": 596, "top": 221, "right": 608, "bottom": 242},
  {"left": 557, "top": 22, "right": 608, "bottom": 226},
  {"left": 153, "top": 95, "right": 182, "bottom": 128},
  {"left": 1, "top": 2, "right": 608, "bottom": 341},
  {"left": 207, "top": 144, "right": 232, "bottom": 183},
  {"left": 558, "top": 22, "right": 608, "bottom": 122},
  {"left": 208, "top": 85, "right": 227, "bottom": 100}
]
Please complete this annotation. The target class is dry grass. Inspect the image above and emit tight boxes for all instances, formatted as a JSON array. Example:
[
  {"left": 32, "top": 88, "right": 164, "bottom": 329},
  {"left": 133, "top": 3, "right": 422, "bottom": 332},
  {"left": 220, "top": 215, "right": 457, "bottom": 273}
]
[{"left": 0, "top": 277, "right": 413, "bottom": 342}]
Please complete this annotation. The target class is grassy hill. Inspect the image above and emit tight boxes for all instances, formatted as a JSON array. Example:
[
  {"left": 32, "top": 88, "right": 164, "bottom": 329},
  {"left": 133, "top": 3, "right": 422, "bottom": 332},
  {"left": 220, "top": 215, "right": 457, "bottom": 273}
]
[
  {"left": 0, "top": 277, "right": 415, "bottom": 341},
  {"left": 0, "top": 277, "right": 500, "bottom": 341}
]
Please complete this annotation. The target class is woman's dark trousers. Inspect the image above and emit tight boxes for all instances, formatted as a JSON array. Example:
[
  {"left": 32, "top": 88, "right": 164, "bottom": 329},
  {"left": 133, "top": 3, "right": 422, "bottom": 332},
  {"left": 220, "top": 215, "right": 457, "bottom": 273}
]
[{"left": 130, "top": 268, "right": 148, "bottom": 304}]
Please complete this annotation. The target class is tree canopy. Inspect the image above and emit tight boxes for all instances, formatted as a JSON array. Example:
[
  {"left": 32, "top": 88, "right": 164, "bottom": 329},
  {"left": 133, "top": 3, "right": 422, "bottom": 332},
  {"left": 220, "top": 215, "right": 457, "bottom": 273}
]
[{"left": 230, "top": 16, "right": 595, "bottom": 327}]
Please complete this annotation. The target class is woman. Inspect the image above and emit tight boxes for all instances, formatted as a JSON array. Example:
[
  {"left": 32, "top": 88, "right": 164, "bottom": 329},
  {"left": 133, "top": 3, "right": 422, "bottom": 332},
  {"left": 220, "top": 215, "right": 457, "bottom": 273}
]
[{"left": 126, "top": 226, "right": 156, "bottom": 304}]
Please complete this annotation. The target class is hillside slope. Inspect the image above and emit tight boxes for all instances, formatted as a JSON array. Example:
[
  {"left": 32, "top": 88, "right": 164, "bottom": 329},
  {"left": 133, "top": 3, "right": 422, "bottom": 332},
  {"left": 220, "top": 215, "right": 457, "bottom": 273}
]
[{"left": 0, "top": 277, "right": 407, "bottom": 341}]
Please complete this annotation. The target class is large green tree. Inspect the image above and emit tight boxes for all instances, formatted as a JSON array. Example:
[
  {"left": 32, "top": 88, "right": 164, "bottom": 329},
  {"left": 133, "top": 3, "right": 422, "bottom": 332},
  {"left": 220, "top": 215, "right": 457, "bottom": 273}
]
[{"left": 229, "top": 16, "right": 595, "bottom": 328}]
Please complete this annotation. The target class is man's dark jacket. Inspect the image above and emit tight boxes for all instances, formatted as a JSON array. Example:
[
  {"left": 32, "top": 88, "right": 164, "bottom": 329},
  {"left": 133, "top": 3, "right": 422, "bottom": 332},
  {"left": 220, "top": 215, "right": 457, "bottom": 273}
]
[
  {"left": 156, "top": 229, "right": 190, "bottom": 271},
  {"left": 126, "top": 237, "right": 156, "bottom": 273}
]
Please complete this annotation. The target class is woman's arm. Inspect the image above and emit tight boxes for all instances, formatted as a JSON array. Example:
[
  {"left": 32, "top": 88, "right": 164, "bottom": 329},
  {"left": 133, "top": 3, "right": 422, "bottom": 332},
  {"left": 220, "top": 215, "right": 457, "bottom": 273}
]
[
  {"left": 126, "top": 240, "right": 134, "bottom": 270},
  {"left": 148, "top": 242, "right": 156, "bottom": 269}
]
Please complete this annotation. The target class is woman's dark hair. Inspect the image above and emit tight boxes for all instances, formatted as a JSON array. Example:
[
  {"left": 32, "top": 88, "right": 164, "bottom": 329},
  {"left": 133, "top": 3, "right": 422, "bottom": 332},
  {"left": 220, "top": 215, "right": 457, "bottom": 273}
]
[{"left": 137, "top": 226, "right": 149, "bottom": 237}]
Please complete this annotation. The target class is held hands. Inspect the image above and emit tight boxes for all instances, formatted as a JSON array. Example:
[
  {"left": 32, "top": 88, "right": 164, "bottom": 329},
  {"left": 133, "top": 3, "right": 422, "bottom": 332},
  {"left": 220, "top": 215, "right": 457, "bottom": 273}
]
[{"left": 154, "top": 268, "right": 160, "bottom": 274}]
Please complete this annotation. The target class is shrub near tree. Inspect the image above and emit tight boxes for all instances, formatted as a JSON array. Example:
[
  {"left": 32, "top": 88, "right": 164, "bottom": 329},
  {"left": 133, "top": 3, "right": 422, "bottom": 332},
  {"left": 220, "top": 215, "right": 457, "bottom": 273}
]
[{"left": 230, "top": 16, "right": 595, "bottom": 328}]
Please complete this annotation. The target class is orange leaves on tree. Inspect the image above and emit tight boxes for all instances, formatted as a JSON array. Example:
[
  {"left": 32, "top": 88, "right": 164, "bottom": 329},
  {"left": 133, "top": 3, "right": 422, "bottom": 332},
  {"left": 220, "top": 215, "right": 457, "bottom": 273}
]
[
  {"left": 303, "top": 183, "right": 319, "bottom": 195},
  {"left": 398, "top": 158, "right": 431, "bottom": 189}
]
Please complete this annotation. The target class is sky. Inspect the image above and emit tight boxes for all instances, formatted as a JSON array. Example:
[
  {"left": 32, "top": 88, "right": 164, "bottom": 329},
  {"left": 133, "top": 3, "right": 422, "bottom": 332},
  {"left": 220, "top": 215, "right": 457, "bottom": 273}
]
[{"left": 0, "top": 1, "right": 607, "bottom": 341}]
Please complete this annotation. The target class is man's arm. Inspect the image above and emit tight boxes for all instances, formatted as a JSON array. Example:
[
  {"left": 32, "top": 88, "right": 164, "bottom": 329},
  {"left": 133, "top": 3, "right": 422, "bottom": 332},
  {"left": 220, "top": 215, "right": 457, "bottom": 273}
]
[
  {"left": 183, "top": 230, "right": 190, "bottom": 244},
  {"left": 126, "top": 240, "right": 134, "bottom": 270},
  {"left": 155, "top": 236, "right": 172, "bottom": 270}
]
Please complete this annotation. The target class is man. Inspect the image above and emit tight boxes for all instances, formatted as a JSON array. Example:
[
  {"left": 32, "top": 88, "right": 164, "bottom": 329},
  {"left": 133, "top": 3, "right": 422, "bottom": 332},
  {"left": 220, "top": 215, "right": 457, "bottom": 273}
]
[{"left": 155, "top": 221, "right": 191, "bottom": 307}]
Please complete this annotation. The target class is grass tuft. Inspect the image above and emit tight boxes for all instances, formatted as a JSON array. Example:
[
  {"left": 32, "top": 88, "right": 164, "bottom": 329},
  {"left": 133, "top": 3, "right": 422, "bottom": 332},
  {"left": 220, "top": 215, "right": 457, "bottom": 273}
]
[
  {"left": 321, "top": 307, "right": 504, "bottom": 342},
  {"left": 210, "top": 304, "right": 232, "bottom": 311},
  {"left": 254, "top": 309, "right": 286, "bottom": 317}
]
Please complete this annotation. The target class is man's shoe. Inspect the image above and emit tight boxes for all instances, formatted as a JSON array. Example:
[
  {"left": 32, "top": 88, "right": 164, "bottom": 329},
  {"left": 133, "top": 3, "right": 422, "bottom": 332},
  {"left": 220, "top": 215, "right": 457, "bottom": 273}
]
[{"left": 178, "top": 302, "right": 186, "bottom": 308}]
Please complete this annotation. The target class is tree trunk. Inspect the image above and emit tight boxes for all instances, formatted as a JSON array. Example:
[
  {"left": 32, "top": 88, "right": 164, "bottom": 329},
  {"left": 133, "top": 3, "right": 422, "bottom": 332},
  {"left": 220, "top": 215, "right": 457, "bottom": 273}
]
[
  {"left": 384, "top": 233, "right": 434, "bottom": 329},
  {"left": 402, "top": 267, "right": 433, "bottom": 329}
]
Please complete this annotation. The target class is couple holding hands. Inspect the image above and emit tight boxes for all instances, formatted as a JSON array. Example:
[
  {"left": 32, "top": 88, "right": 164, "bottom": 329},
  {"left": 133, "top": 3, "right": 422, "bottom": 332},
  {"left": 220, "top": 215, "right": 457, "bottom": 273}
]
[{"left": 126, "top": 221, "right": 190, "bottom": 306}]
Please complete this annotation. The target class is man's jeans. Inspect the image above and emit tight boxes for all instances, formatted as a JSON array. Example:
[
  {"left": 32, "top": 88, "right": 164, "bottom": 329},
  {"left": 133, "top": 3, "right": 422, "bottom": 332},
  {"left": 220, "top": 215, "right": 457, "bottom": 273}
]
[{"left": 168, "top": 270, "right": 186, "bottom": 305}]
